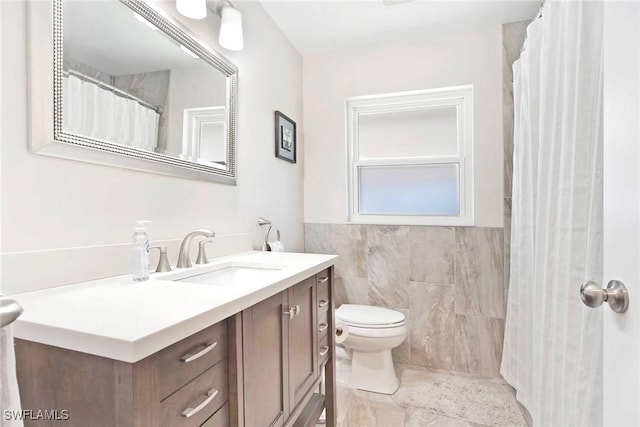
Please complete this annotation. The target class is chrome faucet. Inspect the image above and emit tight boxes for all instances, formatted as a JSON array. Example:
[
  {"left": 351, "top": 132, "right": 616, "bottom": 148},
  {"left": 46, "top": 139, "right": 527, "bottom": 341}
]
[
  {"left": 177, "top": 230, "right": 215, "bottom": 268},
  {"left": 258, "top": 218, "right": 272, "bottom": 251}
]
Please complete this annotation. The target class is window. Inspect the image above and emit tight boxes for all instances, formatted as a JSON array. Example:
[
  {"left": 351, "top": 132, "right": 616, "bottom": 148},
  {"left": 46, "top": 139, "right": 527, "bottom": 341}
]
[{"left": 347, "top": 86, "right": 473, "bottom": 226}]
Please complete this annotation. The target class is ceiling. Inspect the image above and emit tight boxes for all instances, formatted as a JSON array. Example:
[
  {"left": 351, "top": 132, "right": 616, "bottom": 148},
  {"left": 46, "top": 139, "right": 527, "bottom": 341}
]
[{"left": 258, "top": 0, "right": 541, "bottom": 55}]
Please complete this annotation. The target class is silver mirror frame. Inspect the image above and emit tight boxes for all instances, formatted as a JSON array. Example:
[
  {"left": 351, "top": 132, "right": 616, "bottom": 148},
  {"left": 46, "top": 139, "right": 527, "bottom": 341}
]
[{"left": 28, "top": 0, "right": 238, "bottom": 184}]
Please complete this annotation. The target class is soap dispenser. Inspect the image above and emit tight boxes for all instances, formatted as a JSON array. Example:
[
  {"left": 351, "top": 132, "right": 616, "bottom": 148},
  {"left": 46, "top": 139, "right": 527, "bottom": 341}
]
[{"left": 132, "top": 220, "right": 152, "bottom": 281}]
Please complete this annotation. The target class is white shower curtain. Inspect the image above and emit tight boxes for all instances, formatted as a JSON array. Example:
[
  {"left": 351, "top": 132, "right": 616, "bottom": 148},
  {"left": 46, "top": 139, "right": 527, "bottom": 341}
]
[
  {"left": 501, "top": 1, "right": 603, "bottom": 426},
  {"left": 63, "top": 74, "right": 159, "bottom": 152}
]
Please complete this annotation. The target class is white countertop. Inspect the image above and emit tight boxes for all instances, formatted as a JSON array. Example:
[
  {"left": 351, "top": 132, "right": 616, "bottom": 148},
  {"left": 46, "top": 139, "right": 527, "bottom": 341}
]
[{"left": 12, "top": 251, "right": 337, "bottom": 363}]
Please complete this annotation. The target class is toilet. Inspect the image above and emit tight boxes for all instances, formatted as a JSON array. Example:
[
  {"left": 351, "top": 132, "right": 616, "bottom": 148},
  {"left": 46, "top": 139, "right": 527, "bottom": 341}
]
[{"left": 335, "top": 304, "right": 407, "bottom": 394}]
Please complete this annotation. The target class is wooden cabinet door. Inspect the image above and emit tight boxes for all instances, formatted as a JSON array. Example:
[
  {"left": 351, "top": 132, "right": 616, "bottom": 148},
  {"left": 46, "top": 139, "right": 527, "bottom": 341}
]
[
  {"left": 287, "top": 277, "right": 318, "bottom": 411},
  {"left": 242, "top": 291, "right": 289, "bottom": 427}
]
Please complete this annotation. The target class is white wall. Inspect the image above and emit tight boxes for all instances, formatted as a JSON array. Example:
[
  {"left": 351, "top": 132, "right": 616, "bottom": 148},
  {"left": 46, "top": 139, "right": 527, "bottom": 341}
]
[
  {"left": 165, "top": 63, "right": 227, "bottom": 158},
  {"left": 303, "top": 25, "right": 503, "bottom": 227},
  {"left": 0, "top": 0, "right": 303, "bottom": 294}
]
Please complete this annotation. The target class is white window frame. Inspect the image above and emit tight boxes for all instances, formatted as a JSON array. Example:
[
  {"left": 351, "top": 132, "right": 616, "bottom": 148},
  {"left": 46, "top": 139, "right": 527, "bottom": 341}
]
[{"left": 346, "top": 85, "right": 474, "bottom": 226}]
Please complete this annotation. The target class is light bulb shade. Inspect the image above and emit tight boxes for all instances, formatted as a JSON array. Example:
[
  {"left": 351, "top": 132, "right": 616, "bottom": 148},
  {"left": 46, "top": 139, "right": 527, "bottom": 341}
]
[
  {"left": 218, "top": 6, "right": 243, "bottom": 51},
  {"left": 176, "top": 0, "right": 206, "bottom": 20}
]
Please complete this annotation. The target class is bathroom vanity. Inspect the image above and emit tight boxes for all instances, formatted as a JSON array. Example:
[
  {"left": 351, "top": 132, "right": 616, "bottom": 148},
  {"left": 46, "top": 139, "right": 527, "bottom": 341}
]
[{"left": 12, "top": 252, "right": 337, "bottom": 427}]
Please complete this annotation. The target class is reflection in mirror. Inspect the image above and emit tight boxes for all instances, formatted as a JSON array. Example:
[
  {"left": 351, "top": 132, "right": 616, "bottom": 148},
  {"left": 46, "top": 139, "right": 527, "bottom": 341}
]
[{"left": 56, "top": 0, "right": 236, "bottom": 179}]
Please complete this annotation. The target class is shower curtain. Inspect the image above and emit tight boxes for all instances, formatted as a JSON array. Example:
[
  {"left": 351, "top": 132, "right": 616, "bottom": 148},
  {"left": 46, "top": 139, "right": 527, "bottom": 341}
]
[
  {"left": 63, "top": 74, "right": 159, "bottom": 152},
  {"left": 500, "top": 1, "right": 603, "bottom": 425}
]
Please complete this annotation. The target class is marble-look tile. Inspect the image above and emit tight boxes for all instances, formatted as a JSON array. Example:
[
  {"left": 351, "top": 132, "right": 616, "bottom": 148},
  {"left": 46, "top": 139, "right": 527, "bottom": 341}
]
[
  {"left": 334, "top": 277, "right": 349, "bottom": 309},
  {"left": 346, "top": 396, "right": 378, "bottom": 427},
  {"left": 502, "top": 21, "right": 528, "bottom": 197},
  {"left": 331, "top": 224, "right": 368, "bottom": 279},
  {"left": 375, "top": 405, "right": 406, "bottom": 426},
  {"left": 394, "top": 367, "right": 526, "bottom": 426},
  {"left": 333, "top": 357, "right": 527, "bottom": 427},
  {"left": 304, "top": 223, "right": 333, "bottom": 255},
  {"left": 409, "top": 282, "right": 455, "bottom": 370},
  {"left": 391, "top": 308, "right": 411, "bottom": 365},
  {"left": 454, "top": 315, "right": 504, "bottom": 377},
  {"left": 114, "top": 69, "right": 170, "bottom": 107},
  {"left": 334, "top": 277, "right": 369, "bottom": 307},
  {"left": 336, "top": 387, "right": 355, "bottom": 426},
  {"left": 503, "top": 98, "right": 515, "bottom": 197},
  {"left": 454, "top": 228, "right": 504, "bottom": 318},
  {"left": 335, "top": 348, "right": 354, "bottom": 387},
  {"left": 405, "top": 408, "right": 487, "bottom": 427},
  {"left": 503, "top": 198, "right": 512, "bottom": 315},
  {"left": 502, "top": 21, "right": 529, "bottom": 70},
  {"left": 366, "top": 226, "right": 410, "bottom": 308},
  {"left": 409, "top": 226, "right": 455, "bottom": 284}
]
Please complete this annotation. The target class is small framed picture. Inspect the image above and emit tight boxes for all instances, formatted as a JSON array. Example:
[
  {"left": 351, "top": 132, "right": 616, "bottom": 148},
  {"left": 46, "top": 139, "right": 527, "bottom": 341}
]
[{"left": 275, "top": 111, "right": 296, "bottom": 163}]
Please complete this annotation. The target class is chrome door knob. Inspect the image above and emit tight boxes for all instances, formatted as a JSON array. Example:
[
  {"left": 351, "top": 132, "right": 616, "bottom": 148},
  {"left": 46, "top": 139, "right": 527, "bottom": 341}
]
[{"left": 580, "top": 280, "right": 629, "bottom": 313}]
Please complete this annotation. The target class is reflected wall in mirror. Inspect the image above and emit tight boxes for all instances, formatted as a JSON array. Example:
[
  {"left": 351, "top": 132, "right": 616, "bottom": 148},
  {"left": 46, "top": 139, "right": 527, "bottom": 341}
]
[{"left": 35, "top": 0, "right": 238, "bottom": 183}]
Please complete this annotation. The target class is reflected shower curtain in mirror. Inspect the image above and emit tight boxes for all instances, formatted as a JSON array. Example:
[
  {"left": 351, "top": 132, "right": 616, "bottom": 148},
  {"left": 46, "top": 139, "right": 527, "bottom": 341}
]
[
  {"left": 501, "top": 1, "right": 603, "bottom": 425},
  {"left": 63, "top": 74, "right": 159, "bottom": 152}
]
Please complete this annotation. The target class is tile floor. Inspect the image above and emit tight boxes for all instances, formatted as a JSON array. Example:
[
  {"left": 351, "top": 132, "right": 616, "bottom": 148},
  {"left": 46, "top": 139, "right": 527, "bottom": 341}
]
[{"left": 332, "top": 351, "right": 526, "bottom": 427}]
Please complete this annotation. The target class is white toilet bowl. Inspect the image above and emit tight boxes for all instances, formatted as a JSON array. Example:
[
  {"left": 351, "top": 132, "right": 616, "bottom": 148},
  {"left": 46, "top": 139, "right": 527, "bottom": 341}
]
[{"left": 335, "top": 304, "right": 407, "bottom": 394}]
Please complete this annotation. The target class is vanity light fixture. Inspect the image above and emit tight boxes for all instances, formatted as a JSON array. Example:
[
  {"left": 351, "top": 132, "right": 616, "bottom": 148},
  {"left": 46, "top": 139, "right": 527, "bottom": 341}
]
[
  {"left": 176, "top": 0, "right": 207, "bottom": 20},
  {"left": 215, "top": 0, "right": 243, "bottom": 51}
]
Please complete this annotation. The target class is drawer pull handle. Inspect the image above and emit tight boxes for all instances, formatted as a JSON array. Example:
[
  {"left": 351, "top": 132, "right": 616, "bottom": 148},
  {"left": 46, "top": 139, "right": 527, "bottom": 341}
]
[
  {"left": 180, "top": 340, "right": 218, "bottom": 363},
  {"left": 318, "top": 323, "right": 328, "bottom": 333},
  {"left": 319, "top": 346, "right": 330, "bottom": 357},
  {"left": 318, "top": 299, "right": 329, "bottom": 308},
  {"left": 318, "top": 277, "right": 329, "bottom": 283},
  {"left": 182, "top": 388, "right": 218, "bottom": 418}
]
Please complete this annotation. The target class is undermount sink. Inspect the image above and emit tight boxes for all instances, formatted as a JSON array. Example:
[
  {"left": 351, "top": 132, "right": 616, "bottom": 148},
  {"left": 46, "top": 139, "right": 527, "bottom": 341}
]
[{"left": 169, "top": 262, "right": 286, "bottom": 286}]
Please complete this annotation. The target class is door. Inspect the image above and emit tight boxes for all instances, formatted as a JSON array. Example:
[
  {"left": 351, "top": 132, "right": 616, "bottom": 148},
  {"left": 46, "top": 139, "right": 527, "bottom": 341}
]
[
  {"left": 287, "top": 277, "right": 318, "bottom": 410},
  {"left": 242, "top": 292, "right": 289, "bottom": 427},
  {"left": 603, "top": 2, "right": 640, "bottom": 425}
]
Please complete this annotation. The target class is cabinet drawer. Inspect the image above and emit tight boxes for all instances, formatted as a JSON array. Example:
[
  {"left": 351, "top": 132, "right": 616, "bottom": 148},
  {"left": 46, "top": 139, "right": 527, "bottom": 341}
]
[
  {"left": 318, "top": 333, "right": 330, "bottom": 366},
  {"left": 158, "top": 321, "right": 227, "bottom": 400},
  {"left": 318, "top": 310, "right": 329, "bottom": 341},
  {"left": 201, "top": 401, "right": 229, "bottom": 427},
  {"left": 160, "top": 359, "right": 229, "bottom": 427}
]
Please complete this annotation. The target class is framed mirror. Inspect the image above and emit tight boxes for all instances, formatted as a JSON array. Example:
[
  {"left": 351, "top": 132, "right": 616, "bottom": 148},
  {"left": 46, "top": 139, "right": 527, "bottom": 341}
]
[{"left": 28, "top": 0, "right": 238, "bottom": 184}]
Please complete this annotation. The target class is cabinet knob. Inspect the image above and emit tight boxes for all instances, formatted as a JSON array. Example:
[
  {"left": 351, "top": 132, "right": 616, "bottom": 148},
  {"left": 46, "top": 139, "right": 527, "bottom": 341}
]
[{"left": 283, "top": 306, "right": 296, "bottom": 320}]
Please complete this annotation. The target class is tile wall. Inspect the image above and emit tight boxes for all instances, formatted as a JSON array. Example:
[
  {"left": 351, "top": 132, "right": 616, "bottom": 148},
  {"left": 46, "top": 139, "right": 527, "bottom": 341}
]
[{"left": 305, "top": 224, "right": 504, "bottom": 377}]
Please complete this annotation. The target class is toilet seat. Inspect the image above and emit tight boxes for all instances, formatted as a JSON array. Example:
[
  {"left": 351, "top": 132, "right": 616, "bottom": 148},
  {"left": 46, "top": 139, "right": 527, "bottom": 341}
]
[{"left": 336, "top": 304, "right": 406, "bottom": 329}]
